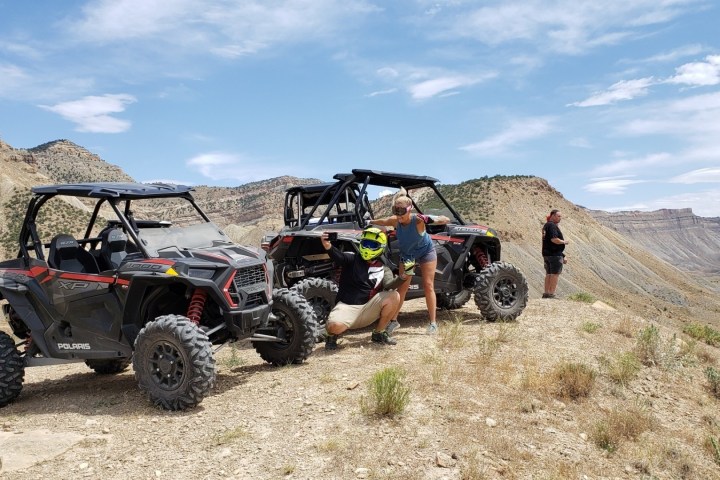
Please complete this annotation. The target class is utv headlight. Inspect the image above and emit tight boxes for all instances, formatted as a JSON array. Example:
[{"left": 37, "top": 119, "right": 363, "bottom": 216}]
[{"left": 188, "top": 268, "right": 215, "bottom": 279}]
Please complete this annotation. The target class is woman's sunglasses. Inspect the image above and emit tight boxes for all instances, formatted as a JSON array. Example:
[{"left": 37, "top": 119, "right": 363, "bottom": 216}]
[{"left": 392, "top": 205, "right": 411, "bottom": 216}]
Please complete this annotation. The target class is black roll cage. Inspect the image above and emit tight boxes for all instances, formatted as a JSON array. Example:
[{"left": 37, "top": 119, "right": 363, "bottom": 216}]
[
  {"left": 17, "top": 183, "right": 210, "bottom": 265},
  {"left": 288, "top": 169, "right": 466, "bottom": 230}
]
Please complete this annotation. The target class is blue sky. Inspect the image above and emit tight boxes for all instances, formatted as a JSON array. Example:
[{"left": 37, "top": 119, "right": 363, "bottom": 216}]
[{"left": 2, "top": 1, "right": 720, "bottom": 215}]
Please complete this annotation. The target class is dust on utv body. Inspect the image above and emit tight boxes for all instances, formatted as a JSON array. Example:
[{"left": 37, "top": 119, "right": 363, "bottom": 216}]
[
  {"left": 0, "top": 182, "right": 315, "bottom": 411},
  {"left": 263, "top": 169, "right": 529, "bottom": 330}
]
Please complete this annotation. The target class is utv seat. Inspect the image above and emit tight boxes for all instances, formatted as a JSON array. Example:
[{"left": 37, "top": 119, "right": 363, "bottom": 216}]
[
  {"left": 100, "top": 228, "right": 128, "bottom": 270},
  {"left": 48, "top": 234, "right": 100, "bottom": 274}
]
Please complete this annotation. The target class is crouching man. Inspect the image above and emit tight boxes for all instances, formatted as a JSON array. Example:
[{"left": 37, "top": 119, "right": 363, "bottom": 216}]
[{"left": 321, "top": 227, "right": 406, "bottom": 349}]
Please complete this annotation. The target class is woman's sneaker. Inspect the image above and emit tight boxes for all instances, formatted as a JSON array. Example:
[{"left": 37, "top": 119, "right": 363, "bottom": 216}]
[
  {"left": 371, "top": 330, "right": 397, "bottom": 345},
  {"left": 386, "top": 320, "right": 400, "bottom": 335},
  {"left": 426, "top": 322, "right": 438, "bottom": 334}
]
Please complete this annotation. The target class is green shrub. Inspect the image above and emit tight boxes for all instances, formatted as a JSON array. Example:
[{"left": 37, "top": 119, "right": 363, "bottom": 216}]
[
  {"left": 707, "top": 436, "right": 720, "bottom": 466},
  {"left": 706, "top": 367, "right": 720, "bottom": 399},
  {"left": 635, "top": 324, "right": 662, "bottom": 366},
  {"left": 568, "top": 292, "right": 596, "bottom": 303},
  {"left": 684, "top": 323, "right": 720, "bottom": 347},
  {"left": 360, "top": 367, "right": 411, "bottom": 416},
  {"left": 580, "top": 321, "right": 601, "bottom": 333},
  {"left": 600, "top": 352, "right": 641, "bottom": 387}
]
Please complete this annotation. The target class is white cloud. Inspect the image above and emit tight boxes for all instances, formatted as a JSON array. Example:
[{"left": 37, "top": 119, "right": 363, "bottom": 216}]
[
  {"left": 186, "top": 152, "right": 292, "bottom": 183},
  {"left": 377, "top": 189, "right": 393, "bottom": 198},
  {"left": 459, "top": 117, "right": 555, "bottom": 156},
  {"left": 666, "top": 54, "right": 720, "bottom": 86},
  {"left": 429, "top": 1, "right": 704, "bottom": 55},
  {"left": 635, "top": 44, "right": 705, "bottom": 64},
  {"left": 68, "top": 0, "right": 379, "bottom": 57},
  {"left": 568, "top": 137, "right": 592, "bottom": 148},
  {"left": 365, "top": 88, "right": 398, "bottom": 98},
  {"left": 584, "top": 176, "right": 645, "bottom": 195},
  {"left": 408, "top": 75, "right": 481, "bottom": 100},
  {"left": 38, "top": 94, "right": 136, "bottom": 133},
  {"left": 370, "top": 64, "right": 496, "bottom": 101},
  {"left": 670, "top": 167, "right": 720, "bottom": 184},
  {"left": 570, "top": 77, "right": 655, "bottom": 107},
  {"left": 590, "top": 152, "right": 673, "bottom": 177}
]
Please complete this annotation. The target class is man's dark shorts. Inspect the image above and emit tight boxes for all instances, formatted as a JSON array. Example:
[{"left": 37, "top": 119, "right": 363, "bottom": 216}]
[{"left": 544, "top": 256, "right": 564, "bottom": 275}]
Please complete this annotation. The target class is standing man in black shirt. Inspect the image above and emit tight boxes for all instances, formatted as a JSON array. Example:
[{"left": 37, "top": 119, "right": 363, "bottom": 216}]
[
  {"left": 321, "top": 227, "right": 405, "bottom": 349},
  {"left": 542, "top": 209, "right": 569, "bottom": 299}
]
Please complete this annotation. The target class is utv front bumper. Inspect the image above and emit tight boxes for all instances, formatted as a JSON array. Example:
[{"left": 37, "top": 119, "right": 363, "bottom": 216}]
[{"left": 225, "top": 304, "right": 271, "bottom": 338}]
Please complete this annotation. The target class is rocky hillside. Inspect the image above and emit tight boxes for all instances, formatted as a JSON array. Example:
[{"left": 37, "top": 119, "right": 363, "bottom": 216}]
[
  {"left": 2, "top": 138, "right": 720, "bottom": 330},
  {"left": 588, "top": 208, "right": 720, "bottom": 275},
  {"left": 29, "top": 140, "right": 135, "bottom": 184}
]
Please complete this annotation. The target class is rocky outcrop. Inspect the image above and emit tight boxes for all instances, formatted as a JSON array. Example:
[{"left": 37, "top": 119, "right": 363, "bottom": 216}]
[
  {"left": 587, "top": 208, "right": 720, "bottom": 274},
  {"left": 29, "top": 139, "right": 135, "bottom": 183}
]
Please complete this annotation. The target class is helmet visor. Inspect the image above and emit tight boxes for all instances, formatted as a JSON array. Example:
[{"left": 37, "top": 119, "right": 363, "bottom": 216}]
[{"left": 360, "top": 239, "right": 383, "bottom": 250}]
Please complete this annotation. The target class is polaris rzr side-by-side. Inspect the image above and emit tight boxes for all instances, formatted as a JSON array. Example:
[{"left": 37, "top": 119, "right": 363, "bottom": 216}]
[
  {"left": 262, "top": 169, "right": 528, "bottom": 328},
  {"left": 0, "top": 183, "right": 316, "bottom": 410}
]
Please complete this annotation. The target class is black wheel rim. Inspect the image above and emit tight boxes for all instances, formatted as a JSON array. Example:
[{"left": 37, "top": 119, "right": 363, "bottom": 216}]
[
  {"left": 148, "top": 341, "right": 185, "bottom": 390},
  {"left": 493, "top": 277, "right": 518, "bottom": 308},
  {"left": 308, "top": 296, "right": 332, "bottom": 323}
]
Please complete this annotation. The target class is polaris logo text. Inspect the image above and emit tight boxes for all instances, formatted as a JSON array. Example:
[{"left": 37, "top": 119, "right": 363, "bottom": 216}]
[{"left": 57, "top": 343, "right": 91, "bottom": 350}]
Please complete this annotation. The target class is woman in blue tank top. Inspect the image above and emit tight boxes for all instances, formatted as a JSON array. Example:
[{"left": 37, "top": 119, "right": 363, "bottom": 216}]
[{"left": 370, "top": 189, "right": 450, "bottom": 334}]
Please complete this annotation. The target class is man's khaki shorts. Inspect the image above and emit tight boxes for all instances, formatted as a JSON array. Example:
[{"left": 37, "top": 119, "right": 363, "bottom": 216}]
[{"left": 328, "top": 291, "right": 395, "bottom": 329}]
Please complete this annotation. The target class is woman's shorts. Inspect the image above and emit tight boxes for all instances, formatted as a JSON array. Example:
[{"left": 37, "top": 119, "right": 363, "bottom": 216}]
[
  {"left": 544, "top": 256, "right": 564, "bottom": 275},
  {"left": 416, "top": 248, "right": 437, "bottom": 265}
]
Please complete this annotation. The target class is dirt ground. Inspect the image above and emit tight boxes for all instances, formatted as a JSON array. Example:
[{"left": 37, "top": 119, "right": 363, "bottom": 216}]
[{"left": 1, "top": 297, "right": 719, "bottom": 480}]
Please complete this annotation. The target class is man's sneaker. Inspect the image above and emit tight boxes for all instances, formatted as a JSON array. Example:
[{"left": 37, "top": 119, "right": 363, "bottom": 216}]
[
  {"left": 386, "top": 320, "right": 400, "bottom": 335},
  {"left": 426, "top": 322, "right": 438, "bottom": 334},
  {"left": 542, "top": 293, "right": 557, "bottom": 299},
  {"left": 325, "top": 334, "right": 339, "bottom": 350},
  {"left": 371, "top": 330, "right": 397, "bottom": 345}
]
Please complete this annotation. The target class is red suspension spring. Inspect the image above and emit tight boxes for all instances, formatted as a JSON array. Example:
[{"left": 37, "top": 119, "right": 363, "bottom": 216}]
[
  {"left": 186, "top": 289, "right": 208, "bottom": 325},
  {"left": 472, "top": 246, "right": 490, "bottom": 269}
]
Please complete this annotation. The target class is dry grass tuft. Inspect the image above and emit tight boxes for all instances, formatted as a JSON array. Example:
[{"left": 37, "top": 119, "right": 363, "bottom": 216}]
[
  {"left": 212, "top": 426, "right": 249, "bottom": 446},
  {"left": 550, "top": 361, "right": 596, "bottom": 400},
  {"left": 613, "top": 315, "right": 636, "bottom": 338},
  {"left": 438, "top": 316, "right": 467, "bottom": 350},
  {"left": 704, "top": 436, "right": 720, "bottom": 466},
  {"left": 591, "top": 405, "right": 657, "bottom": 453},
  {"left": 599, "top": 351, "right": 642, "bottom": 387},
  {"left": 360, "top": 366, "right": 411, "bottom": 416}
]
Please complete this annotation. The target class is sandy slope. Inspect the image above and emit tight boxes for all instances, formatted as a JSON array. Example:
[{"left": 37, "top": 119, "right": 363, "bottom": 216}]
[{"left": 2, "top": 297, "right": 718, "bottom": 480}]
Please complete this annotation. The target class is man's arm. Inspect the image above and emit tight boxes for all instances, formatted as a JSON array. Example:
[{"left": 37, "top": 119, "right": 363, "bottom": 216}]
[{"left": 320, "top": 233, "right": 352, "bottom": 266}]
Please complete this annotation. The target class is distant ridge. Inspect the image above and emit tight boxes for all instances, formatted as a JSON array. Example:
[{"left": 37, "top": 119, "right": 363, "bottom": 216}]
[{"left": 587, "top": 208, "right": 720, "bottom": 274}]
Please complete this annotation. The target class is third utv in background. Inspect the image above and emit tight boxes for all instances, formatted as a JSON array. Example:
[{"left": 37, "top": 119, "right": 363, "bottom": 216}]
[{"left": 262, "top": 169, "right": 529, "bottom": 327}]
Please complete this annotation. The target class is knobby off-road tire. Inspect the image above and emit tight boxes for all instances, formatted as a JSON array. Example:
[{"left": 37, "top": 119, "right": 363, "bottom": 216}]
[
  {"left": 133, "top": 315, "right": 216, "bottom": 410},
  {"left": 474, "top": 262, "right": 528, "bottom": 322},
  {"left": 85, "top": 358, "right": 132, "bottom": 374},
  {"left": 290, "top": 277, "right": 338, "bottom": 329},
  {"left": 436, "top": 289, "right": 472, "bottom": 310},
  {"left": 254, "top": 289, "right": 317, "bottom": 366},
  {"left": 0, "top": 331, "right": 24, "bottom": 408}
]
